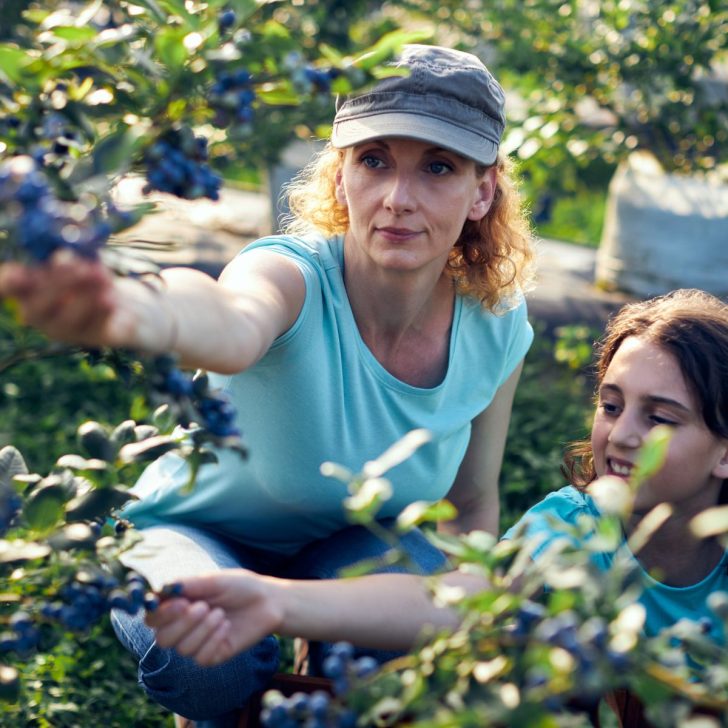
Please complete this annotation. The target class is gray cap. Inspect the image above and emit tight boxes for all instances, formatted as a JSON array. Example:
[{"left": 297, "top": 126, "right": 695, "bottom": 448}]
[{"left": 332, "top": 45, "right": 506, "bottom": 165}]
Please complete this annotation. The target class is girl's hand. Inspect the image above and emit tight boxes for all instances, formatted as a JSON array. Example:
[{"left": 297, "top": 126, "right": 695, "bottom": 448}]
[{"left": 145, "top": 570, "right": 284, "bottom": 666}]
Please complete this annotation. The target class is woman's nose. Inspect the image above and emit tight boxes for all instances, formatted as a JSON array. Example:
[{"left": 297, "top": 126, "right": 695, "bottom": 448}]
[{"left": 383, "top": 174, "right": 415, "bottom": 214}]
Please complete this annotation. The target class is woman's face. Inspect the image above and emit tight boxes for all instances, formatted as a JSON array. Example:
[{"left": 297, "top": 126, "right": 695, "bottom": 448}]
[
  {"left": 591, "top": 335, "right": 728, "bottom": 516},
  {"left": 335, "top": 137, "right": 495, "bottom": 277}
]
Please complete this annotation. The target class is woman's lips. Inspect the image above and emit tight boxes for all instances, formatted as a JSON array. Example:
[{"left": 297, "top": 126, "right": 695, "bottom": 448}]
[{"left": 377, "top": 227, "right": 419, "bottom": 241}]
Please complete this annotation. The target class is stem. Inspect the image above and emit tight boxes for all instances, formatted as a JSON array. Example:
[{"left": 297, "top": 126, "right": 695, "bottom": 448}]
[{"left": 0, "top": 343, "right": 79, "bottom": 375}]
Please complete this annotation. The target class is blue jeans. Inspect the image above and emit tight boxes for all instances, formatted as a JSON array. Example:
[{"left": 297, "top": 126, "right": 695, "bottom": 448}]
[{"left": 111, "top": 520, "right": 447, "bottom": 726}]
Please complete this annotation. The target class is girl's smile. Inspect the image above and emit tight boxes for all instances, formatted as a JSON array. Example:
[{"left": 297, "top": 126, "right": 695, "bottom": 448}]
[{"left": 591, "top": 336, "right": 728, "bottom": 517}]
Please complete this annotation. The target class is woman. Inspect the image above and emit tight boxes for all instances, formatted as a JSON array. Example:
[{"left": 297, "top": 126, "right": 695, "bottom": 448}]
[
  {"left": 0, "top": 45, "right": 534, "bottom": 725},
  {"left": 147, "top": 289, "right": 728, "bottom": 660}
]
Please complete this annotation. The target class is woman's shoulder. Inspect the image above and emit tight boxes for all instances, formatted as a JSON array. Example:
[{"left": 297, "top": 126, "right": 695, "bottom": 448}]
[{"left": 241, "top": 232, "right": 338, "bottom": 264}]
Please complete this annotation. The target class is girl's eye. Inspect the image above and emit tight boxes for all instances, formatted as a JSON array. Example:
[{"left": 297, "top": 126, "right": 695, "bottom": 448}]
[
  {"left": 599, "top": 401, "right": 620, "bottom": 416},
  {"left": 428, "top": 161, "right": 453, "bottom": 175},
  {"left": 649, "top": 415, "right": 677, "bottom": 427}
]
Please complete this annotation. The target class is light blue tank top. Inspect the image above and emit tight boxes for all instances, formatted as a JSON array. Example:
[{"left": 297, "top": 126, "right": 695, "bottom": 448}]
[
  {"left": 121, "top": 234, "right": 533, "bottom": 555},
  {"left": 503, "top": 486, "right": 728, "bottom": 643}
]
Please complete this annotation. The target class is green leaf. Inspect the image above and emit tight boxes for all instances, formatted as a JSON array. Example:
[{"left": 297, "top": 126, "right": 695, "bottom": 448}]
[
  {"left": 0, "top": 446, "right": 28, "bottom": 490},
  {"left": 48, "top": 523, "right": 98, "bottom": 550},
  {"left": 353, "top": 29, "right": 434, "bottom": 71},
  {"left": 260, "top": 19, "right": 290, "bottom": 40},
  {"left": 0, "top": 45, "right": 32, "bottom": 84},
  {"left": 157, "top": 0, "right": 196, "bottom": 24},
  {"left": 119, "top": 435, "right": 180, "bottom": 463},
  {"left": 55, "top": 454, "right": 109, "bottom": 473},
  {"left": 122, "top": 0, "right": 167, "bottom": 23},
  {"left": 631, "top": 425, "right": 672, "bottom": 485},
  {"left": 155, "top": 27, "right": 189, "bottom": 71},
  {"left": 691, "top": 505, "right": 728, "bottom": 539},
  {"left": 0, "top": 539, "right": 51, "bottom": 565},
  {"left": 256, "top": 81, "right": 301, "bottom": 106},
  {"left": 49, "top": 26, "right": 98, "bottom": 43},
  {"left": 23, "top": 485, "right": 67, "bottom": 532},
  {"left": 92, "top": 125, "right": 148, "bottom": 177},
  {"left": 396, "top": 499, "right": 457, "bottom": 532},
  {"left": 77, "top": 421, "right": 114, "bottom": 461},
  {"left": 228, "top": 0, "right": 260, "bottom": 19},
  {"left": 343, "top": 477, "right": 392, "bottom": 523},
  {"left": 65, "top": 487, "right": 136, "bottom": 522}
]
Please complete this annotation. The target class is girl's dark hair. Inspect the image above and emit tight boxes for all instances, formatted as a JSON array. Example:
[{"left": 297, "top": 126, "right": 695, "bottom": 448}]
[{"left": 562, "top": 289, "right": 728, "bottom": 498}]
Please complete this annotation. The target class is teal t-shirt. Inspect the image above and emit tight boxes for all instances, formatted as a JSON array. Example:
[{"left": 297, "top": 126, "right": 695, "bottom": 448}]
[
  {"left": 121, "top": 233, "right": 533, "bottom": 555},
  {"left": 503, "top": 485, "right": 728, "bottom": 643}
]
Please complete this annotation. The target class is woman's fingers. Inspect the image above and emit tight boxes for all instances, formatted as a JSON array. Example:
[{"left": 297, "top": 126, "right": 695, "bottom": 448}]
[
  {"left": 0, "top": 253, "right": 116, "bottom": 345},
  {"left": 152, "top": 601, "right": 212, "bottom": 648},
  {"left": 184, "top": 617, "right": 233, "bottom": 667},
  {"left": 172, "top": 605, "right": 227, "bottom": 657},
  {"left": 147, "top": 599, "right": 234, "bottom": 666}
]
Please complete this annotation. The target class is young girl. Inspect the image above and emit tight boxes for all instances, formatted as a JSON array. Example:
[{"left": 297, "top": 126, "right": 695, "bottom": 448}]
[{"left": 146, "top": 288, "right": 728, "bottom": 664}]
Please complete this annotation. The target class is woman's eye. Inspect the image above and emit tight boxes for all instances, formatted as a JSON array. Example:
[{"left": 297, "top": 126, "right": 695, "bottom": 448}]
[
  {"left": 428, "top": 161, "right": 453, "bottom": 175},
  {"left": 360, "top": 154, "right": 384, "bottom": 169}
]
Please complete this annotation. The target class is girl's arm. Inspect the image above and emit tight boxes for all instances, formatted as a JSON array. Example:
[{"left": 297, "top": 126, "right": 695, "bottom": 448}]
[
  {"left": 444, "top": 360, "right": 524, "bottom": 536},
  {"left": 0, "top": 248, "right": 305, "bottom": 373},
  {"left": 146, "top": 568, "right": 487, "bottom": 667}
]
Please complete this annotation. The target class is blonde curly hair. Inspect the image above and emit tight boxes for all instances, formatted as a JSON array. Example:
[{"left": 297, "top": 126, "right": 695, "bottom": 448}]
[{"left": 282, "top": 143, "right": 535, "bottom": 312}]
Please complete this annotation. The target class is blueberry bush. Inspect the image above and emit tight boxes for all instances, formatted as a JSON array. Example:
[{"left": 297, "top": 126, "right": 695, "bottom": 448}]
[{"left": 3, "top": 2, "right": 727, "bottom": 727}]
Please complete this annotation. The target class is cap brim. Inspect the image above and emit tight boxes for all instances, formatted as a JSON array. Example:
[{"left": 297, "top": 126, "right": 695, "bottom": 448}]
[{"left": 331, "top": 112, "right": 499, "bottom": 166}]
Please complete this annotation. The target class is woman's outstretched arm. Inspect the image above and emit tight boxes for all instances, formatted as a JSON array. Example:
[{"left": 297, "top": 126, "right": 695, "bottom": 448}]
[
  {"left": 146, "top": 568, "right": 487, "bottom": 666},
  {"left": 0, "top": 248, "right": 305, "bottom": 373}
]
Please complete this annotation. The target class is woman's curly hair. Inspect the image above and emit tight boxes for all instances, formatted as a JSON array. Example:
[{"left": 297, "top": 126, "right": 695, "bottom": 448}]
[
  {"left": 562, "top": 289, "right": 728, "bottom": 500},
  {"left": 282, "top": 143, "right": 535, "bottom": 312}
]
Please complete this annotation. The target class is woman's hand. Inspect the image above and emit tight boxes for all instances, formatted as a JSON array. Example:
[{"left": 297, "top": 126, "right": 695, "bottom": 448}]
[
  {"left": 145, "top": 570, "right": 284, "bottom": 666},
  {"left": 0, "top": 251, "right": 144, "bottom": 349}
]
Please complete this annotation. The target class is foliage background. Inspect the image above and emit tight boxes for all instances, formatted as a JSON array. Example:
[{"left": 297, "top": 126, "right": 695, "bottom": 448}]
[{"left": 3, "top": 0, "right": 725, "bottom": 724}]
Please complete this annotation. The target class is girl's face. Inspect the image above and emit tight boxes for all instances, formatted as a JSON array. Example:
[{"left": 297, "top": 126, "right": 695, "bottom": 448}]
[
  {"left": 591, "top": 336, "right": 728, "bottom": 517},
  {"left": 335, "top": 137, "right": 495, "bottom": 277}
]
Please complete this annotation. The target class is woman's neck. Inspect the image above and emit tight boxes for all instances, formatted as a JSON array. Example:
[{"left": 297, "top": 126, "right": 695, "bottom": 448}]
[{"left": 342, "top": 245, "right": 456, "bottom": 388}]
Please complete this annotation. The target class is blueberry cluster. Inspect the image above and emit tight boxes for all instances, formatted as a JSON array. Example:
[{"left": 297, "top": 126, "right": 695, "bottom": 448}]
[
  {"left": 293, "top": 66, "right": 341, "bottom": 95},
  {"left": 37, "top": 570, "right": 157, "bottom": 633},
  {"left": 209, "top": 70, "right": 256, "bottom": 129},
  {"left": 143, "top": 128, "right": 221, "bottom": 201},
  {"left": 0, "top": 156, "right": 111, "bottom": 262},
  {"left": 261, "top": 689, "right": 357, "bottom": 728},
  {"left": 283, "top": 53, "right": 341, "bottom": 95},
  {"left": 530, "top": 610, "right": 626, "bottom": 707},
  {"left": 0, "top": 612, "right": 39, "bottom": 656},
  {"left": 151, "top": 356, "right": 241, "bottom": 439},
  {"left": 36, "top": 111, "right": 81, "bottom": 163},
  {"left": 321, "top": 641, "right": 379, "bottom": 696},
  {"left": 0, "top": 571, "right": 157, "bottom": 658},
  {"left": 260, "top": 642, "right": 377, "bottom": 728}
]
